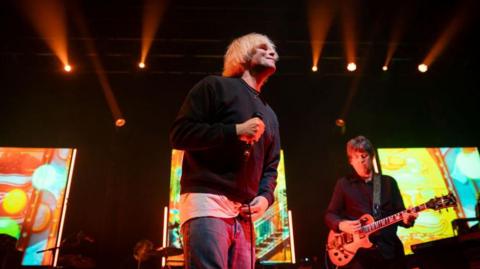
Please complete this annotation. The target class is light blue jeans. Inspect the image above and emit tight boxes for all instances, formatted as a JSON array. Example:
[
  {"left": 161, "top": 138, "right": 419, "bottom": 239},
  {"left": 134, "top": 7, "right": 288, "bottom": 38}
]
[{"left": 181, "top": 217, "right": 255, "bottom": 269}]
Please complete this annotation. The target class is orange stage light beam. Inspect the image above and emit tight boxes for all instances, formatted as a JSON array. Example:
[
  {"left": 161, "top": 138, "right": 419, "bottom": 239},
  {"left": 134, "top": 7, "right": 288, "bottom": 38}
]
[
  {"left": 384, "top": 5, "right": 411, "bottom": 69},
  {"left": 339, "top": 74, "right": 361, "bottom": 128},
  {"left": 72, "top": 5, "right": 125, "bottom": 126},
  {"left": 339, "top": 0, "right": 357, "bottom": 65},
  {"left": 334, "top": 0, "right": 360, "bottom": 133},
  {"left": 307, "top": 0, "right": 336, "bottom": 70},
  {"left": 141, "top": 0, "right": 168, "bottom": 66},
  {"left": 423, "top": 4, "right": 469, "bottom": 67},
  {"left": 19, "top": 0, "right": 69, "bottom": 67}
]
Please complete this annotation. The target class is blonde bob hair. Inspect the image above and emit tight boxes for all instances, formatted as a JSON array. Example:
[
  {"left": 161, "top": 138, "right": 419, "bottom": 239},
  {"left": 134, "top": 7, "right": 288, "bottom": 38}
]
[{"left": 222, "top": 33, "right": 278, "bottom": 77}]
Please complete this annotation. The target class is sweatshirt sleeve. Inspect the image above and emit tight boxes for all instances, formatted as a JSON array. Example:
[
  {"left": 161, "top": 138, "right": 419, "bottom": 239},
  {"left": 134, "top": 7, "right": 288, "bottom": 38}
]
[
  {"left": 325, "top": 179, "right": 345, "bottom": 232},
  {"left": 257, "top": 121, "right": 281, "bottom": 206},
  {"left": 170, "top": 77, "right": 238, "bottom": 150}
]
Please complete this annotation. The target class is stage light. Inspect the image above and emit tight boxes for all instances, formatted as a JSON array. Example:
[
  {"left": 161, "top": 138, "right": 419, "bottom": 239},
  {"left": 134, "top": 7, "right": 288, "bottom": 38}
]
[
  {"left": 308, "top": 0, "right": 335, "bottom": 79},
  {"left": 335, "top": 118, "right": 345, "bottom": 127},
  {"left": 64, "top": 64, "right": 72, "bottom": 72},
  {"left": 73, "top": 4, "right": 125, "bottom": 129},
  {"left": 19, "top": 0, "right": 69, "bottom": 74},
  {"left": 382, "top": 66, "right": 388, "bottom": 71},
  {"left": 418, "top": 64, "right": 428, "bottom": 73},
  {"left": 347, "top": 62, "right": 356, "bottom": 72},
  {"left": 138, "top": 62, "right": 146, "bottom": 69},
  {"left": 115, "top": 118, "right": 126, "bottom": 127},
  {"left": 141, "top": 0, "right": 167, "bottom": 74},
  {"left": 420, "top": 5, "right": 468, "bottom": 75}
]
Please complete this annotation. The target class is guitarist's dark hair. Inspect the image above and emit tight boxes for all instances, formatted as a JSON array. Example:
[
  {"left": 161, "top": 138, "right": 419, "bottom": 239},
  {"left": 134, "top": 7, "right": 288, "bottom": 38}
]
[{"left": 346, "top": 135, "right": 375, "bottom": 160}]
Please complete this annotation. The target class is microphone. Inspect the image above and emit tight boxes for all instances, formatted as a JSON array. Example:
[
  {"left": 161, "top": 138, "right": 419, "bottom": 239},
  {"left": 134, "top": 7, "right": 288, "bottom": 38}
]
[
  {"left": 244, "top": 112, "right": 263, "bottom": 160},
  {"left": 244, "top": 143, "right": 253, "bottom": 159}
]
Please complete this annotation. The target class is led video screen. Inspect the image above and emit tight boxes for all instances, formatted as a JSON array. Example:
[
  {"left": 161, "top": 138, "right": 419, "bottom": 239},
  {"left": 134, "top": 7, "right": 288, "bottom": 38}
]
[
  {"left": 0, "top": 147, "right": 76, "bottom": 266},
  {"left": 377, "top": 147, "right": 480, "bottom": 255},
  {"left": 168, "top": 149, "right": 293, "bottom": 264}
]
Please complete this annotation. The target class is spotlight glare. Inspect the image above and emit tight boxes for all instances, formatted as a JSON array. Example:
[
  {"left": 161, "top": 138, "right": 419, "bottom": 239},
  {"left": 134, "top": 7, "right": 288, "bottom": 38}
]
[
  {"left": 138, "top": 62, "right": 146, "bottom": 69},
  {"left": 347, "top": 62, "right": 356, "bottom": 72},
  {"left": 335, "top": 118, "right": 345, "bottom": 127},
  {"left": 382, "top": 66, "right": 388, "bottom": 71},
  {"left": 115, "top": 118, "right": 126, "bottom": 127},
  {"left": 418, "top": 63, "right": 428, "bottom": 73},
  {"left": 64, "top": 64, "right": 72, "bottom": 72},
  {"left": 311, "top": 65, "right": 318, "bottom": 72}
]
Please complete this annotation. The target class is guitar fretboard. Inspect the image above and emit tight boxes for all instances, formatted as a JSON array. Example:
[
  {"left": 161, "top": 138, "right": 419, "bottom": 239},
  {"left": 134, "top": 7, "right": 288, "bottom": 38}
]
[{"left": 361, "top": 204, "right": 427, "bottom": 234}]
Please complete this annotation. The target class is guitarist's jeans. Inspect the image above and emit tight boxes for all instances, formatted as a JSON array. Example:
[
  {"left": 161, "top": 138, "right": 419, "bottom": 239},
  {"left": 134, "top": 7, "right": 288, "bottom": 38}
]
[
  {"left": 181, "top": 216, "right": 254, "bottom": 269},
  {"left": 342, "top": 248, "right": 406, "bottom": 269}
]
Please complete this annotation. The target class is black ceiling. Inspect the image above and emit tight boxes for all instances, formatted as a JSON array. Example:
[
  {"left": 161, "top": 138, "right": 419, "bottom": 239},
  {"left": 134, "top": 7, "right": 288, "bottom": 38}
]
[{"left": 1, "top": 0, "right": 478, "bottom": 75}]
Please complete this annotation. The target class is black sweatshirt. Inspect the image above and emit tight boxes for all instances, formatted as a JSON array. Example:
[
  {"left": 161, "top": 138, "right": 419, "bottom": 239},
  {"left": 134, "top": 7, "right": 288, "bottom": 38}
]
[
  {"left": 325, "top": 173, "right": 413, "bottom": 259},
  {"left": 170, "top": 75, "right": 280, "bottom": 206}
]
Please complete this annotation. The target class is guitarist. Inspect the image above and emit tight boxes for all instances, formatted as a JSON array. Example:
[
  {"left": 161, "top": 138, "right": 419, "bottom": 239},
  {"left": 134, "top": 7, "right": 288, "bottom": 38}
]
[{"left": 325, "top": 136, "right": 418, "bottom": 269}]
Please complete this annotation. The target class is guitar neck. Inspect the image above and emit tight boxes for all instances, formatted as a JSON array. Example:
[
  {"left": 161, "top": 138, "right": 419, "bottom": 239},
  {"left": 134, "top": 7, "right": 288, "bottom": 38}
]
[{"left": 361, "top": 204, "right": 427, "bottom": 234}]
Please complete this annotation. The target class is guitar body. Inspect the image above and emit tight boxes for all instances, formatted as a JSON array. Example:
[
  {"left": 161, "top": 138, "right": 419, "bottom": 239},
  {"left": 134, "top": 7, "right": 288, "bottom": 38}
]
[
  {"left": 327, "top": 214, "right": 375, "bottom": 267},
  {"left": 325, "top": 193, "right": 457, "bottom": 267}
]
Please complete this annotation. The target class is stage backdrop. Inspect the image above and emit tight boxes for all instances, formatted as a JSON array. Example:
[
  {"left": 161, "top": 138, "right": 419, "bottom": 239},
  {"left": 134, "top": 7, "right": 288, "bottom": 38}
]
[
  {"left": 168, "top": 149, "right": 293, "bottom": 264},
  {"left": 0, "top": 147, "right": 76, "bottom": 266},
  {"left": 377, "top": 147, "right": 480, "bottom": 255}
]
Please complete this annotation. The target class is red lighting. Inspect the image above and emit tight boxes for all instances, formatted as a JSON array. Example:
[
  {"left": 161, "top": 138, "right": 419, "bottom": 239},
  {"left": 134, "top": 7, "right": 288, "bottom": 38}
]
[
  {"left": 335, "top": 118, "right": 345, "bottom": 127},
  {"left": 115, "top": 118, "right": 126, "bottom": 127}
]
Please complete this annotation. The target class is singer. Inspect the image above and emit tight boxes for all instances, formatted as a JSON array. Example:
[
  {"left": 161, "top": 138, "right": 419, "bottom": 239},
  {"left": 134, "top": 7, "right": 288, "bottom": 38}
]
[{"left": 170, "top": 33, "right": 281, "bottom": 269}]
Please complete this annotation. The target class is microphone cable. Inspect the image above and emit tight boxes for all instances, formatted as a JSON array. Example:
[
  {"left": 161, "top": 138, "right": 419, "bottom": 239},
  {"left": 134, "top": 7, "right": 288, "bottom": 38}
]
[{"left": 248, "top": 204, "right": 255, "bottom": 269}]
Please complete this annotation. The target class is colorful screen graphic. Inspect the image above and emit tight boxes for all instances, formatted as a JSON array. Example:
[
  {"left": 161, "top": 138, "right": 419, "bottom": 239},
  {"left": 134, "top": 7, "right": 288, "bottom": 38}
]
[
  {"left": 377, "top": 147, "right": 480, "bottom": 255},
  {"left": 168, "top": 150, "right": 293, "bottom": 264},
  {"left": 0, "top": 147, "right": 76, "bottom": 266}
]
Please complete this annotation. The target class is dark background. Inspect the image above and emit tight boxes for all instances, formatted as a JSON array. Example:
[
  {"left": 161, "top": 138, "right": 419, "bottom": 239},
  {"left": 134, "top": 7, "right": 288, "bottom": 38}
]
[{"left": 1, "top": 0, "right": 479, "bottom": 267}]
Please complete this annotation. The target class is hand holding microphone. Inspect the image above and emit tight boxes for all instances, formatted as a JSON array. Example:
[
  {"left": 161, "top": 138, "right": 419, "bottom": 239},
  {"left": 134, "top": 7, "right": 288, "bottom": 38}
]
[
  {"left": 240, "top": 196, "right": 269, "bottom": 221},
  {"left": 236, "top": 113, "right": 265, "bottom": 158}
]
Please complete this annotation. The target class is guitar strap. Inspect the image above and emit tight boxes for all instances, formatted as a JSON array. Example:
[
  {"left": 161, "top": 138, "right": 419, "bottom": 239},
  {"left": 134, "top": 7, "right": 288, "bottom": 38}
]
[{"left": 373, "top": 173, "right": 381, "bottom": 219}]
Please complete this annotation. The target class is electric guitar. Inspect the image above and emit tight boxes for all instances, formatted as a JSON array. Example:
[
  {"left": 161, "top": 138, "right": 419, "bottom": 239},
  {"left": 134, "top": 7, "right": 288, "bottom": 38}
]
[{"left": 326, "top": 193, "right": 457, "bottom": 267}]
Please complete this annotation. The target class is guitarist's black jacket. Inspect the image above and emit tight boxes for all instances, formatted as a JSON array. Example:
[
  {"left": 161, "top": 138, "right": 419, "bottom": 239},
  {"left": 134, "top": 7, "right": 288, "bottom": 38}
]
[{"left": 325, "top": 173, "right": 414, "bottom": 259}]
